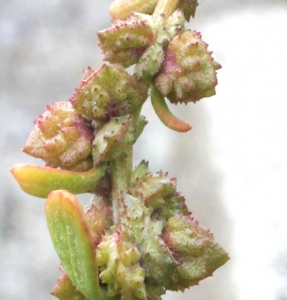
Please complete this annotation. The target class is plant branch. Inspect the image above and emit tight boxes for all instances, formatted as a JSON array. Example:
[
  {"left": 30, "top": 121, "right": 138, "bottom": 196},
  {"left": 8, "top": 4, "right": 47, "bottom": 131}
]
[{"left": 110, "top": 147, "right": 132, "bottom": 225}]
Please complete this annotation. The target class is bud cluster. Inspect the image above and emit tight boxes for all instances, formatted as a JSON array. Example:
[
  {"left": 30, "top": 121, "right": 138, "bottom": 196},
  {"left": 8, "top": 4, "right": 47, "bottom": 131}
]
[{"left": 11, "top": 1, "right": 229, "bottom": 300}]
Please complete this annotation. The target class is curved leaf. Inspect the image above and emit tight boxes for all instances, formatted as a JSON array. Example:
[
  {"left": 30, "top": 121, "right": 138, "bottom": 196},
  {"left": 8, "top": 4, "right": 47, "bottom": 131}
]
[{"left": 151, "top": 85, "right": 192, "bottom": 132}]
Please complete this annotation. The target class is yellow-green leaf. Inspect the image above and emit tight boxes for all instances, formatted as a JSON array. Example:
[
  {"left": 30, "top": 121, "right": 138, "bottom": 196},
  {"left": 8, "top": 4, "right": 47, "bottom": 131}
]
[
  {"left": 11, "top": 163, "right": 107, "bottom": 198},
  {"left": 151, "top": 85, "right": 192, "bottom": 132}
]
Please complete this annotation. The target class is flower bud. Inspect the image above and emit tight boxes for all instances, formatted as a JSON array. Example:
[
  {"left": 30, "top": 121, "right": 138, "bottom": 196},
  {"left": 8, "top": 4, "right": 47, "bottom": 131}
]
[
  {"left": 96, "top": 229, "right": 146, "bottom": 299},
  {"left": 98, "top": 10, "right": 185, "bottom": 78},
  {"left": 23, "top": 102, "right": 94, "bottom": 170},
  {"left": 98, "top": 18, "right": 155, "bottom": 68},
  {"left": 70, "top": 65, "right": 149, "bottom": 121},
  {"left": 155, "top": 30, "right": 221, "bottom": 104},
  {"left": 162, "top": 215, "right": 229, "bottom": 289}
]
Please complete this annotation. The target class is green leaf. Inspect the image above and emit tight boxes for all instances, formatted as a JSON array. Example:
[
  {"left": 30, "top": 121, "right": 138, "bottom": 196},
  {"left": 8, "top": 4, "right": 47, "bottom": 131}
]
[
  {"left": 45, "top": 190, "right": 100, "bottom": 300},
  {"left": 11, "top": 163, "right": 107, "bottom": 198},
  {"left": 151, "top": 85, "right": 192, "bottom": 132}
]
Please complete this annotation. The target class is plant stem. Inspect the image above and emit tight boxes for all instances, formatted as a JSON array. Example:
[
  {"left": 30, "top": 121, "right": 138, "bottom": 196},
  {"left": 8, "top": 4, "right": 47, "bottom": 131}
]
[
  {"left": 153, "top": 0, "right": 180, "bottom": 18},
  {"left": 110, "top": 147, "right": 132, "bottom": 225}
]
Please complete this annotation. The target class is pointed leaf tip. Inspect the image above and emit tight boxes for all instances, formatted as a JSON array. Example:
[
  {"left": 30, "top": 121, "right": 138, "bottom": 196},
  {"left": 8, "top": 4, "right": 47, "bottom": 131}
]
[{"left": 151, "top": 85, "right": 192, "bottom": 132}]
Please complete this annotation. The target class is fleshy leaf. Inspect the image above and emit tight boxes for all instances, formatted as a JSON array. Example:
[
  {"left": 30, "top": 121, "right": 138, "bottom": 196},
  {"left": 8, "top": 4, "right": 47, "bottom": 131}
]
[
  {"left": 11, "top": 163, "right": 107, "bottom": 198},
  {"left": 70, "top": 65, "right": 149, "bottom": 121},
  {"left": 155, "top": 30, "right": 221, "bottom": 104},
  {"left": 23, "top": 102, "right": 94, "bottom": 171},
  {"left": 45, "top": 190, "right": 100, "bottom": 300},
  {"left": 151, "top": 84, "right": 192, "bottom": 132}
]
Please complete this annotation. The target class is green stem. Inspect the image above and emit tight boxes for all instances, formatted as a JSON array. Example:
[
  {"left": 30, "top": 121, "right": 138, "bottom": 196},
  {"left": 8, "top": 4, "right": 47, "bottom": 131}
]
[
  {"left": 110, "top": 147, "right": 132, "bottom": 225},
  {"left": 110, "top": 106, "right": 142, "bottom": 226},
  {"left": 153, "top": 0, "right": 180, "bottom": 18}
]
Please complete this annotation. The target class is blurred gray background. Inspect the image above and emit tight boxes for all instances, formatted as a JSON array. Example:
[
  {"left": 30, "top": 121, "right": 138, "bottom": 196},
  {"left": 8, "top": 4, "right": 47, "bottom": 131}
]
[{"left": 1, "top": 0, "right": 287, "bottom": 299}]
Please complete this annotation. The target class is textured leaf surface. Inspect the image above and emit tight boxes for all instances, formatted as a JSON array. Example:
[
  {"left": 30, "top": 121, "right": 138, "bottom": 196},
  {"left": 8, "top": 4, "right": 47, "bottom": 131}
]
[
  {"left": 45, "top": 190, "right": 100, "bottom": 300},
  {"left": 11, "top": 163, "right": 107, "bottom": 198}
]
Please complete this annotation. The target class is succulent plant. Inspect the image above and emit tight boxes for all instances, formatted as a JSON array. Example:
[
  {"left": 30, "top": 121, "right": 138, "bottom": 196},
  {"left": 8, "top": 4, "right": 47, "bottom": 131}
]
[{"left": 11, "top": 0, "right": 228, "bottom": 299}]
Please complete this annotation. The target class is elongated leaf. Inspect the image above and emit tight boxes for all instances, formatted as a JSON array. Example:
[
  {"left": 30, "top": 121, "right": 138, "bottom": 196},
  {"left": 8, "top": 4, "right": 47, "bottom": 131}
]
[
  {"left": 45, "top": 190, "right": 100, "bottom": 300},
  {"left": 11, "top": 163, "right": 107, "bottom": 198},
  {"left": 151, "top": 85, "right": 192, "bottom": 132}
]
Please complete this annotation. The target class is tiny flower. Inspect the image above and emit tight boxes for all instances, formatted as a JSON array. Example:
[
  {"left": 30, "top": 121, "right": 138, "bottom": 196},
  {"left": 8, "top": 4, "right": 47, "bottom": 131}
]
[
  {"left": 155, "top": 30, "right": 221, "bottom": 104},
  {"left": 23, "top": 102, "right": 94, "bottom": 171}
]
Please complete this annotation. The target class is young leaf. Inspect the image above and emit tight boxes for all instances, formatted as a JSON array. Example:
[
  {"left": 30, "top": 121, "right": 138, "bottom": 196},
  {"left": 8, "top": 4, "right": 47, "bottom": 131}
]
[
  {"left": 11, "top": 163, "right": 107, "bottom": 198},
  {"left": 45, "top": 190, "right": 100, "bottom": 300},
  {"left": 151, "top": 84, "right": 192, "bottom": 132}
]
